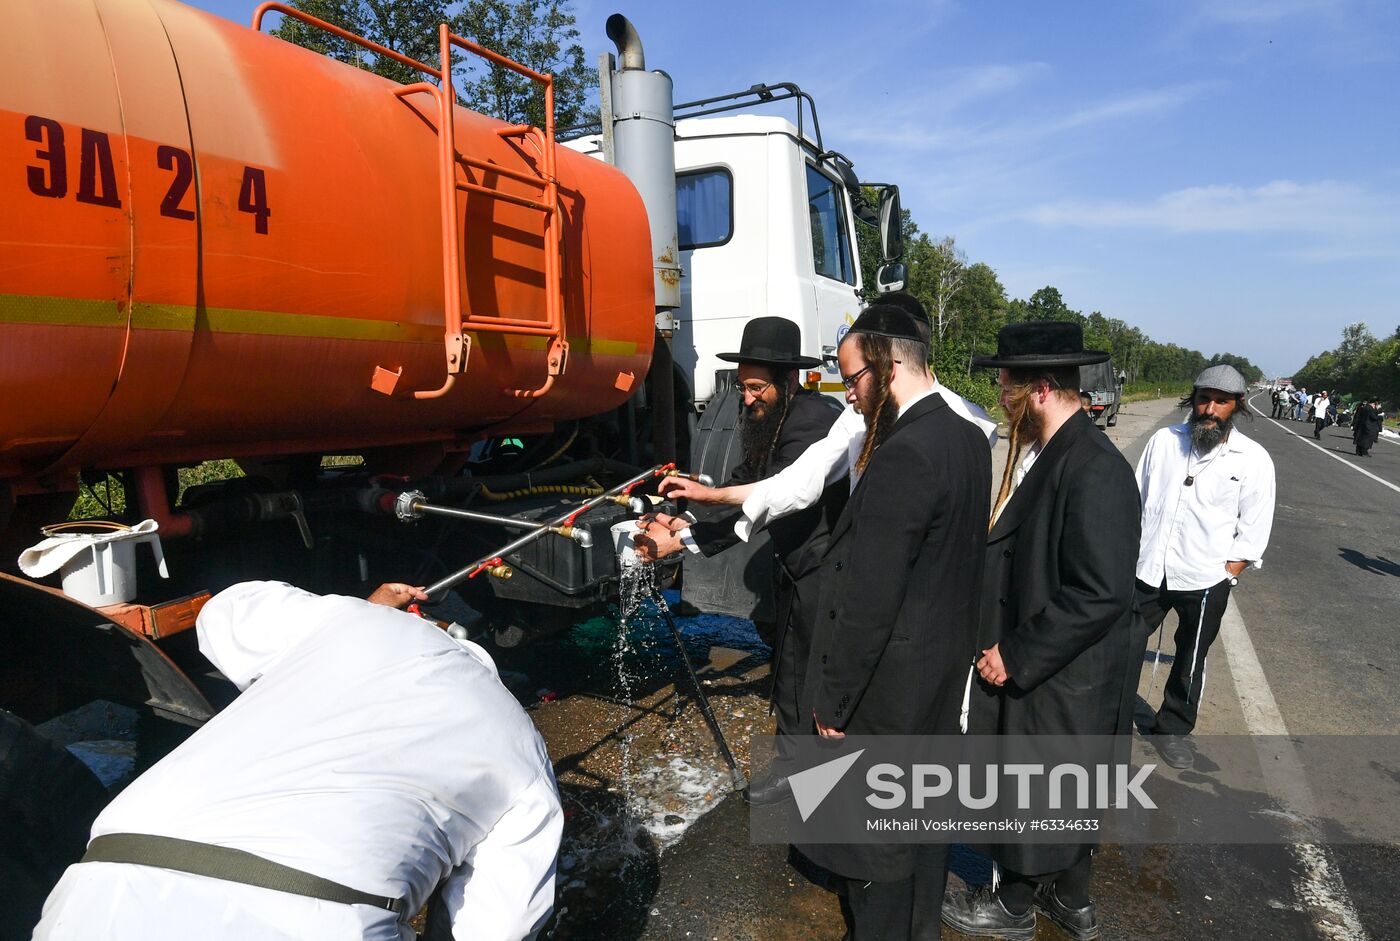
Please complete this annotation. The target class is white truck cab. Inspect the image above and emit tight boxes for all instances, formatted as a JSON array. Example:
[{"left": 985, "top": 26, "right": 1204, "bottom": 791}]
[
  {"left": 672, "top": 114, "right": 864, "bottom": 403},
  {"left": 567, "top": 110, "right": 884, "bottom": 405}
]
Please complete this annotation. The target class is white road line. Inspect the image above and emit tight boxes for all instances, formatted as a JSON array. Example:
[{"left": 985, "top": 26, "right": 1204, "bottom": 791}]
[
  {"left": 1218, "top": 598, "right": 1370, "bottom": 940},
  {"left": 1247, "top": 394, "right": 1400, "bottom": 496}
]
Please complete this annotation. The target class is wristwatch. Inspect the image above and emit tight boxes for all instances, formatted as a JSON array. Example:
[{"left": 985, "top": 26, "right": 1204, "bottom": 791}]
[{"left": 1227, "top": 575, "right": 1240, "bottom": 587}]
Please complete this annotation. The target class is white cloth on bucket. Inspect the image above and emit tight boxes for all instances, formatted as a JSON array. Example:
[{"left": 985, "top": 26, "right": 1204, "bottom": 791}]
[{"left": 17, "top": 519, "right": 160, "bottom": 578}]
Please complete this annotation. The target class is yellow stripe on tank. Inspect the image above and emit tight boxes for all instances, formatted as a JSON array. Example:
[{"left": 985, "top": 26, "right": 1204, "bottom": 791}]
[{"left": 0, "top": 293, "right": 638, "bottom": 354}]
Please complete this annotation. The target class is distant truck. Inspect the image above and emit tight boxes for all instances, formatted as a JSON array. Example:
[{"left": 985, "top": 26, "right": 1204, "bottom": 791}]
[{"left": 1080, "top": 361, "right": 1125, "bottom": 427}]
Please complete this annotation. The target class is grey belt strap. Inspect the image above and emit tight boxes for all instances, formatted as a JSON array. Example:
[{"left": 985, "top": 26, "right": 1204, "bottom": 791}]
[{"left": 82, "top": 833, "right": 406, "bottom": 916}]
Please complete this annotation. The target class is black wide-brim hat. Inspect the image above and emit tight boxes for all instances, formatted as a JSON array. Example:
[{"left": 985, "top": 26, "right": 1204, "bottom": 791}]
[
  {"left": 717, "top": 316, "right": 823, "bottom": 369},
  {"left": 971, "top": 321, "right": 1109, "bottom": 368}
]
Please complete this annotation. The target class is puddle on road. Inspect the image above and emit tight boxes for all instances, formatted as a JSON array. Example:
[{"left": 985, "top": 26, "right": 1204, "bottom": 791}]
[{"left": 494, "top": 566, "right": 774, "bottom": 938}]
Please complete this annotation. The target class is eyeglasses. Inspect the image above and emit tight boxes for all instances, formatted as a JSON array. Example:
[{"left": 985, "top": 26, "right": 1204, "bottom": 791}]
[
  {"left": 731, "top": 379, "right": 773, "bottom": 397},
  {"left": 839, "top": 365, "right": 873, "bottom": 390}
]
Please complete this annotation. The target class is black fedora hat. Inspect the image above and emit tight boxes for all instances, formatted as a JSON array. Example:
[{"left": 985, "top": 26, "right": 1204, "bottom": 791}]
[
  {"left": 972, "top": 321, "right": 1109, "bottom": 368},
  {"left": 717, "top": 317, "right": 823, "bottom": 369}
]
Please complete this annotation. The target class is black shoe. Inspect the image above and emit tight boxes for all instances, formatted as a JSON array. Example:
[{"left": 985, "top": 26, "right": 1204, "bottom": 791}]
[
  {"left": 1150, "top": 732, "right": 1194, "bottom": 770},
  {"left": 1034, "top": 884, "right": 1100, "bottom": 941},
  {"left": 743, "top": 772, "right": 793, "bottom": 806},
  {"left": 941, "top": 886, "right": 1036, "bottom": 941}
]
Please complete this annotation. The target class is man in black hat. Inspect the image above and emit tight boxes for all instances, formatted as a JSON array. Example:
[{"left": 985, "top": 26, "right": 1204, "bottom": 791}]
[
  {"left": 941, "top": 322, "right": 1140, "bottom": 941},
  {"left": 636, "top": 316, "right": 847, "bottom": 803},
  {"left": 795, "top": 302, "right": 990, "bottom": 939}
]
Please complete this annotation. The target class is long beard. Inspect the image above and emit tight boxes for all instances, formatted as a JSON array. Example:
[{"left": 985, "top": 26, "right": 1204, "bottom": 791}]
[
  {"left": 738, "top": 391, "right": 789, "bottom": 475},
  {"left": 1190, "top": 411, "right": 1234, "bottom": 451},
  {"left": 1010, "top": 404, "right": 1042, "bottom": 445}
]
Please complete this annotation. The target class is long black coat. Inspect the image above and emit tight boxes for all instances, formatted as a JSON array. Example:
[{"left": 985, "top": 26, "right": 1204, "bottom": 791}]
[
  {"left": 1352, "top": 403, "right": 1382, "bottom": 450},
  {"left": 972, "top": 411, "right": 1141, "bottom": 876},
  {"left": 689, "top": 391, "right": 847, "bottom": 728},
  {"left": 798, "top": 392, "right": 991, "bottom": 881}
]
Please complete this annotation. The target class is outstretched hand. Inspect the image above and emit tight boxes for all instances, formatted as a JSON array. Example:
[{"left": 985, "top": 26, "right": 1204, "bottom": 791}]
[
  {"left": 368, "top": 583, "right": 430, "bottom": 609},
  {"left": 658, "top": 476, "right": 723, "bottom": 504}
]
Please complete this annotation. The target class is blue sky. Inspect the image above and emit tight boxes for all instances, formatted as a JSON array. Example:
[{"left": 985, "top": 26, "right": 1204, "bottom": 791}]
[{"left": 188, "top": 0, "right": 1399, "bottom": 377}]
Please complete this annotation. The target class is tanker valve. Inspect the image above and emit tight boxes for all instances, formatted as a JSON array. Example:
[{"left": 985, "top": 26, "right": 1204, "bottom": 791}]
[
  {"left": 395, "top": 490, "right": 427, "bottom": 522},
  {"left": 552, "top": 525, "right": 593, "bottom": 548},
  {"left": 484, "top": 564, "right": 513, "bottom": 580},
  {"left": 662, "top": 469, "right": 715, "bottom": 487},
  {"left": 607, "top": 493, "right": 660, "bottom": 514}
]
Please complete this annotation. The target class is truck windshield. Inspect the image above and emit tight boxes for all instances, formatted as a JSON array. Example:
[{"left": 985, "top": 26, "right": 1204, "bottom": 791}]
[{"left": 805, "top": 164, "right": 855, "bottom": 285}]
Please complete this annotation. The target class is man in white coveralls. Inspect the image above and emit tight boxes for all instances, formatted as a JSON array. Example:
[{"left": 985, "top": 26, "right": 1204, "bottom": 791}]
[{"left": 35, "top": 580, "right": 562, "bottom": 941}]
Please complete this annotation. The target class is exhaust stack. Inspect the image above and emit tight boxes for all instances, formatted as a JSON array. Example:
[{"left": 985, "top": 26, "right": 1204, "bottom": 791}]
[{"left": 604, "top": 14, "right": 680, "bottom": 311}]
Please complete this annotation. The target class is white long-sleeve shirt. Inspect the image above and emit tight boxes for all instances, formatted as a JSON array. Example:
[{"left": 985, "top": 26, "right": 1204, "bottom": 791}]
[
  {"left": 1135, "top": 425, "right": 1276, "bottom": 590},
  {"left": 736, "top": 384, "right": 998, "bottom": 541},
  {"left": 36, "top": 581, "right": 562, "bottom": 941}
]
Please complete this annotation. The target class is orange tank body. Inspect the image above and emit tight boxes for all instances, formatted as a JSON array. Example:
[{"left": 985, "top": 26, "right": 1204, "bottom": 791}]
[{"left": 0, "top": 0, "right": 655, "bottom": 491}]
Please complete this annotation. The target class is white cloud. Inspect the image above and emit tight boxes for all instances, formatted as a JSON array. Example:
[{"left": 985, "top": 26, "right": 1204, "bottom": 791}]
[
  {"left": 1024, "top": 180, "right": 1395, "bottom": 236},
  {"left": 839, "top": 81, "right": 1209, "bottom": 155}
]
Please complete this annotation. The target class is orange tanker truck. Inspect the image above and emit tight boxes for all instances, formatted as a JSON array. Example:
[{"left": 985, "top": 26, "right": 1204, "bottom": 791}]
[
  {"left": 0, "top": 0, "right": 661, "bottom": 925},
  {"left": 0, "top": 1, "right": 903, "bottom": 924}
]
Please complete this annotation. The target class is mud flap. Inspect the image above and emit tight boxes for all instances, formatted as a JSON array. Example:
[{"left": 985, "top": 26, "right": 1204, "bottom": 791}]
[{"left": 677, "top": 371, "right": 777, "bottom": 622}]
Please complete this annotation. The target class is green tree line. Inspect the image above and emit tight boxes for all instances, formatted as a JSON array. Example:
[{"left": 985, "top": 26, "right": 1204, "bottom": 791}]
[
  {"left": 270, "top": 0, "right": 594, "bottom": 129},
  {"left": 855, "top": 204, "right": 1264, "bottom": 409},
  {"left": 1292, "top": 323, "right": 1400, "bottom": 409}
]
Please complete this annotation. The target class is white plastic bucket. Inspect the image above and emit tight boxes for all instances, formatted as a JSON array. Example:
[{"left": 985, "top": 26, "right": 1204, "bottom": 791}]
[{"left": 44, "top": 522, "right": 169, "bottom": 607}]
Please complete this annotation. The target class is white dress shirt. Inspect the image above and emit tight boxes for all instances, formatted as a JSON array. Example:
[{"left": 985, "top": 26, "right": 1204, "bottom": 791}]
[
  {"left": 736, "top": 384, "right": 998, "bottom": 541},
  {"left": 1312, "top": 397, "right": 1329, "bottom": 419},
  {"left": 36, "top": 581, "right": 562, "bottom": 941},
  {"left": 1135, "top": 425, "right": 1276, "bottom": 591}
]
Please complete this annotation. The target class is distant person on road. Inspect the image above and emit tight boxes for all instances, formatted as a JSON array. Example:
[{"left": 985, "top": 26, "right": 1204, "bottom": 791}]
[
  {"left": 1133, "top": 365, "right": 1277, "bottom": 770},
  {"left": 1270, "top": 388, "right": 1284, "bottom": 419},
  {"left": 1352, "top": 398, "right": 1384, "bottom": 457},
  {"left": 1295, "top": 387, "right": 1309, "bottom": 421},
  {"left": 1312, "top": 390, "right": 1330, "bottom": 439},
  {"left": 36, "top": 580, "right": 563, "bottom": 941}
]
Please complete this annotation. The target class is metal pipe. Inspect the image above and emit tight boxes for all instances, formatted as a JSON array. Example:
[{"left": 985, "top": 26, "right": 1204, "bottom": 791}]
[
  {"left": 400, "top": 496, "right": 592, "bottom": 547},
  {"left": 605, "top": 14, "right": 645, "bottom": 71},
  {"left": 133, "top": 467, "right": 193, "bottom": 539},
  {"left": 422, "top": 463, "right": 672, "bottom": 597}
]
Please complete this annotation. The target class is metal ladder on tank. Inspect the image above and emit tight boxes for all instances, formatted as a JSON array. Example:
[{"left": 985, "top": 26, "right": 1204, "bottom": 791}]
[{"left": 253, "top": 3, "right": 568, "bottom": 400}]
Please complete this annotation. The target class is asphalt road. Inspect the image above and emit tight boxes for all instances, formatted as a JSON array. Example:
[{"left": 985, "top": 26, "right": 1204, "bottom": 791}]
[{"left": 638, "top": 397, "right": 1400, "bottom": 941}]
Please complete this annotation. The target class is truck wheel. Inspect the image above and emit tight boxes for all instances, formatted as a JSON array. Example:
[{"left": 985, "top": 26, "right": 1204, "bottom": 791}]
[{"left": 0, "top": 710, "right": 110, "bottom": 939}]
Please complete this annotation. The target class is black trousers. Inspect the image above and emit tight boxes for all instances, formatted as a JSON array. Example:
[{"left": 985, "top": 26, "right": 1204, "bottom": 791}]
[
  {"left": 1135, "top": 578, "right": 1233, "bottom": 735},
  {"left": 839, "top": 843, "right": 949, "bottom": 940},
  {"left": 1314, "top": 417, "right": 1326, "bottom": 438},
  {"left": 997, "top": 854, "right": 1094, "bottom": 911}
]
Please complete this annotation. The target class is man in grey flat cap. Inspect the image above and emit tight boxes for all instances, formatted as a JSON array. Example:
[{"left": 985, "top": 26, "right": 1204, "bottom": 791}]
[{"left": 1132, "top": 364, "right": 1276, "bottom": 768}]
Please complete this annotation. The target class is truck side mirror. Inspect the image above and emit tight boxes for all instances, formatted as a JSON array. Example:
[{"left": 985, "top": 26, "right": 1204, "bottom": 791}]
[
  {"left": 878, "top": 186, "right": 903, "bottom": 263},
  {"left": 875, "top": 262, "right": 907, "bottom": 294}
]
